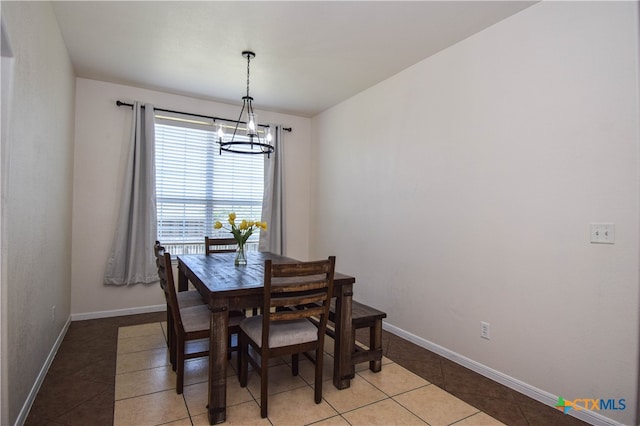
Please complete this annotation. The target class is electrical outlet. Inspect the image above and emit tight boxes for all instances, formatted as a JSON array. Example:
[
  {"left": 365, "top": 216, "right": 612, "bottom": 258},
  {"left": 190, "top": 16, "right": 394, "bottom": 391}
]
[
  {"left": 51, "top": 306, "right": 56, "bottom": 323},
  {"left": 480, "top": 321, "right": 490, "bottom": 340},
  {"left": 590, "top": 223, "right": 615, "bottom": 244}
]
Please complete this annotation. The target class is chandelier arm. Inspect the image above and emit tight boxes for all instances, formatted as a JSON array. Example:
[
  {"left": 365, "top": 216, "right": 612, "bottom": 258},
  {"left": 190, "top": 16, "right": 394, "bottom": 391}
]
[{"left": 231, "top": 101, "right": 247, "bottom": 142}]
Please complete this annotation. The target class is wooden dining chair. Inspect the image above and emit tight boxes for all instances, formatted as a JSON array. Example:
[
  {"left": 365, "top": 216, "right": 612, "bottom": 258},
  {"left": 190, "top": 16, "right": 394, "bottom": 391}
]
[
  {"left": 158, "top": 252, "right": 211, "bottom": 394},
  {"left": 157, "top": 249, "right": 245, "bottom": 394},
  {"left": 238, "top": 256, "right": 336, "bottom": 418},
  {"left": 154, "top": 241, "right": 205, "bottom": 369},
  {"left": 204, "top": 236, "right": 238, "bottom": 254},
  {"left": 204, "top": 236, "right": 250, "bottom": 356}
]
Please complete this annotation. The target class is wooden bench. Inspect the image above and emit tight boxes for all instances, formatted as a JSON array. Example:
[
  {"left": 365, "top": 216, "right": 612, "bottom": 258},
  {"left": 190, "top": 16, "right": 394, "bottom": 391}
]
[{"left": 324, "top": 299, "right": 387, "bottom": 373}]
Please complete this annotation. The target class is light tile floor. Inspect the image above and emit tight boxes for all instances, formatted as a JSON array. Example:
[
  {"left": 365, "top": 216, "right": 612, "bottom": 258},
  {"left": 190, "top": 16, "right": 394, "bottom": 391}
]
[{"left": 114, "top": 322, "right": 505, "bottom": 426}]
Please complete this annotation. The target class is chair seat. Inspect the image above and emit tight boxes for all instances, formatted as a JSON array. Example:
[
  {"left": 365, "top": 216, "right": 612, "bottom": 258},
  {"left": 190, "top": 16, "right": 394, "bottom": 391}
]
[
  {"left": 177, "top": 290, "right": 204, "bottom": 308},
  {"left": 181, "top": 305, "right": 245, "bottom": 334},
  {"left": 241, "top": 315, "right": 317, "bottom": 348},
  {"left": 180, "top": 305, "right": 211, "bottom": 333}
]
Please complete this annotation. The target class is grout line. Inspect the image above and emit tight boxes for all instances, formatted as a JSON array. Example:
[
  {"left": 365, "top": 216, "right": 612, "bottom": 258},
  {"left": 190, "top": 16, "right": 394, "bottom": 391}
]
[
  {"left": 448, "top": 410, "right": 485, "bottom": 426},
  {"left": 179, "top": 392, "right": 195, "bottom": 426},
  {"left": 114, "top": 363, "right": 174, "bottom": 378},
  {"left": 113, "top": 387, "right": 181, "bottom": 403}
]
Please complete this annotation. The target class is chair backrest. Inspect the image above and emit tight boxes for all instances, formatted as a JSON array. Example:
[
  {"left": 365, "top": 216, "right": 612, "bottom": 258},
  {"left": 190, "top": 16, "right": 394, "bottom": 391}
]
[
  {"left": 205, "top": 236, "right": 238, "bottom": 254},
  {"left": 261, "top": 256, "right": 336, "bottom": 349},
  {"left": 155, "top": 247, "right": 184, "bottom": 332}
]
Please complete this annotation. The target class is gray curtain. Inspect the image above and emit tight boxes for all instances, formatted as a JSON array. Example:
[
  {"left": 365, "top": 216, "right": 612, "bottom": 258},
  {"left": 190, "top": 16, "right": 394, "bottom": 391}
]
[
  {"left": 259, "top": 125, "right": 285, "bottom": 254},
  {"left": 104, "top": 102, "right": 158, "bottom": 285}
]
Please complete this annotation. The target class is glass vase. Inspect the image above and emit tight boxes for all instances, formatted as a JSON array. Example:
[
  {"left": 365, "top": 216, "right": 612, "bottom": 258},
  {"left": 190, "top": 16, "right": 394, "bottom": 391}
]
[{"left": 235, "top": 242, "right": 247, "bottom": 266}]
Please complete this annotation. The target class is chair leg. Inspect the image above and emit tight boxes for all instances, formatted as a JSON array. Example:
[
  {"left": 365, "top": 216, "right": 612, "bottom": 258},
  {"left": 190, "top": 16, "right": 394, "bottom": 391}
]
[
  {"left": 314, "top": 348, "right": 323, "bottom": 403},
  {"left": 260, "top": 349, "right": 269, "bottom": 418},
  {"left": 292, "top": 353, "right": 299, "bottom": 376},
  {"left": 370, "top": 320, "right": 382, "bottom": 372},
  {"left": 167, "top": 305, "right": 177, "bottom": 370},
  {"left": 165, "top": 305, "right": 172, "bottom": 350},
  {"left": 170, "top": 330, "right": 178, "bottom": 371},
  {"left": 239, "top": 332, "right": 248, "bottom": 387},
  {"left": 176, "top": 336, "right": 185, "bottom": 394},
  {"left": 350, "top": 331, "right": 357, "bottom": 377}
]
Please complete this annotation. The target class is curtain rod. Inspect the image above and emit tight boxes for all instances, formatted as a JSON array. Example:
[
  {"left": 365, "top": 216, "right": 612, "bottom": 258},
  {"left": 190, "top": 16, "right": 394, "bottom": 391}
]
[{"left": 116, "top": 100, "right": 292, "bottom": 132}]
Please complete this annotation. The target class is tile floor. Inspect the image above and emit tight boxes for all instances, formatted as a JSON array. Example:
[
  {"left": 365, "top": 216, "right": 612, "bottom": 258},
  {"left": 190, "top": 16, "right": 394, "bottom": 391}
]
[
  {"left": 25, "top": 312, "right": 588, "bottom": 426},
  {"left": 113, "top": 321, "right": 500, "bottom": 426}
]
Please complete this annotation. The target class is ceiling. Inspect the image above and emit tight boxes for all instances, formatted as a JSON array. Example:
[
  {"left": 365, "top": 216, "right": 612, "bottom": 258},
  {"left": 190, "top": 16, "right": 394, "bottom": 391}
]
[{"left": 52, "top": 1, "right": 536, "bottom": 117}]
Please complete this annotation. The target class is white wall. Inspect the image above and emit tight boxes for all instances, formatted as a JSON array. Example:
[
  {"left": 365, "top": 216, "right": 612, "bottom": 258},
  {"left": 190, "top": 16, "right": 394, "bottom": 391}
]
[
  {"left": 0, "top": 12, "right": 13, "bottom": 426},
  {"left": 1, "top": 2, "right": 76, "bottom": 424},
  {"left": 310, "top": 2, "right": 639, "bottom": 425},
  {"left": 71, "top": 78, "right": 312, "bottom": 316}
]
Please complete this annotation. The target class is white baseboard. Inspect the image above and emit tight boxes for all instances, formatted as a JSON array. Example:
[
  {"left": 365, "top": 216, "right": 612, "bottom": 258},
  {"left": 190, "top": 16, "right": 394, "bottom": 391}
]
[
  {"left": 383, "top": 322, "right": 624, "bottom": 426},
  {"left": 70, "top": 304, "right": 165, "bottom": 321},
  {"left": 15, "top": 316, "right": 71, "bottom": 426}
]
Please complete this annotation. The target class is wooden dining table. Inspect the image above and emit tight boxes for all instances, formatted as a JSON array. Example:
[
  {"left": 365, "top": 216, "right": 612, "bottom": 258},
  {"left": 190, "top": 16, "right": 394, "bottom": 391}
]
[{"left": 177, "top": 251, "right": 356, "bottom": 425}]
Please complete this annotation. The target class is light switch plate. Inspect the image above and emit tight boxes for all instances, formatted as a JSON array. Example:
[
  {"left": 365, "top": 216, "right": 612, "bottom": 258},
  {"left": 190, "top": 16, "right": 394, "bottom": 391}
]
[{"left": 590, "top": 223, "right": 615, "bottom": 244}]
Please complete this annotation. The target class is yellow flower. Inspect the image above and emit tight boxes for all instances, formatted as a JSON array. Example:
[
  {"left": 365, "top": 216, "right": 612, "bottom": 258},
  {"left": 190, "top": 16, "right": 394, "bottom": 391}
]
[{"left": 214, "top": 213, "right": 267, "bottom": 248}]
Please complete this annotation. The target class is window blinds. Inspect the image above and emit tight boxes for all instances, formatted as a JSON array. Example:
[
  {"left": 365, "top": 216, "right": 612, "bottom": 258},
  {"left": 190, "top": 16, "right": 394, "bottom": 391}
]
[{"left": 155, "top": 117, "right": 264, "bottom": 248}]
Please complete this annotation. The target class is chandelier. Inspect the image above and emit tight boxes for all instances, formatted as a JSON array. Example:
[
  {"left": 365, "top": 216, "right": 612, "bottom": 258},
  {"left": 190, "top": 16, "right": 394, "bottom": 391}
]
[{"left": 218, "top": 51, "right": 274, "bottom": 157}]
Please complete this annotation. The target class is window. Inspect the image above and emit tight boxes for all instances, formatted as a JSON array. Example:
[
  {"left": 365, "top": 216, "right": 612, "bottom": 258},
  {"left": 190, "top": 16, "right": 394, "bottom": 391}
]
[{"left": 155, "top": 114, "right": 264, "bottom": 255}]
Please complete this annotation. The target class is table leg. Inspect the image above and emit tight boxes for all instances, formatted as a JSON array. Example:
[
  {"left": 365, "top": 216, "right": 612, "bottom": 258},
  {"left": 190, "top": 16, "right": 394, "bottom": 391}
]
[
  {"left": 177, "top": 260, "right": 188, "bottom": 292},
  {"left": 333, "top": 283, "right": 353, "bottom": 389},
  {"left": 208, "top": 304, "right": 229, "bottom": 424}
]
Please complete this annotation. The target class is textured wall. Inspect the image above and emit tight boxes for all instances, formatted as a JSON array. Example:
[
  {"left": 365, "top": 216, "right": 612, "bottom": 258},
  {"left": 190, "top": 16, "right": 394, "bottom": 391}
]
[
  {"left": 1, "top": 2, "right": 75, "bottom": 423},
  {"left": 310, "top": 2, "right": 639, "bottom": 424}
]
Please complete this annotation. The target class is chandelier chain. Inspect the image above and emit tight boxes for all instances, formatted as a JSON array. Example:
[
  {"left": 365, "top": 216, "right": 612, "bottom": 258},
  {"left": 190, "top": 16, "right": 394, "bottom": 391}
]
[{"left": 246, "top": 54, "right": 251, "bottom": 98}]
